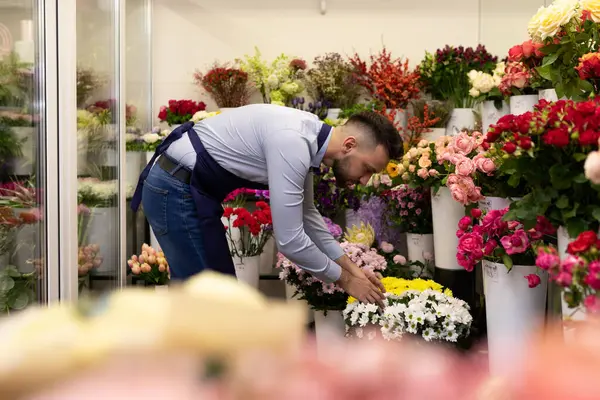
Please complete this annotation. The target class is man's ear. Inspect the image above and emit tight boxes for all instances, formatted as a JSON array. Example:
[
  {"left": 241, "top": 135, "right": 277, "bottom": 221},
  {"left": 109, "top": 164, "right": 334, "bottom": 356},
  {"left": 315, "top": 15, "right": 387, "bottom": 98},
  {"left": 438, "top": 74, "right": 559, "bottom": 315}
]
[{"left": 342, "top": 136, "right": 357, "bottom": 153}]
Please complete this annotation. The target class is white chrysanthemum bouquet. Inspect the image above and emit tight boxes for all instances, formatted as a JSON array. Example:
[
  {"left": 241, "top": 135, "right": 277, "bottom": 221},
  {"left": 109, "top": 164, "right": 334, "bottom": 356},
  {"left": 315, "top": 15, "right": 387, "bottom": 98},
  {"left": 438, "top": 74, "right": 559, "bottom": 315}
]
[{"left": 344, "top": 277, "right": 472, "bottom": 343}]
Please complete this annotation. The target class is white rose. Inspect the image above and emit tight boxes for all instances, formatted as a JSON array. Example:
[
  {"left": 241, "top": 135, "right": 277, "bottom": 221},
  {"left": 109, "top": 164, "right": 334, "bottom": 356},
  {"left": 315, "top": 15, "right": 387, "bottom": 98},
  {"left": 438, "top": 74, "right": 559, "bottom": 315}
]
[
  {"left": 469, "top": 88, "right": 480, "bottom": 97},
  {"left": 142, "top": 133, "right": 161, "bottom": 144},
  {"left": 467, "top": 70, "right": 480, "bottom": 81},
  {"left": 585, "top": 151, "right": 600, "bottom": 184},
  {"left": 528, "top": 6, "right": 547, "bottom": 41},
  {"left": 474, "top": 73, "right": 496, "bottom": 93},
  {"left": 537, "top": 0, "right": 580, "bottom": 40}
]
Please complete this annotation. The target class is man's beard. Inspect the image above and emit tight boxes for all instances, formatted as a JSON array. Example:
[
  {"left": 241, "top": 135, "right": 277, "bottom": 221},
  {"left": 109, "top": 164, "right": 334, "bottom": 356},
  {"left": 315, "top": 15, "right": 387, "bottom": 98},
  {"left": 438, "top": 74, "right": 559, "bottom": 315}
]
[{"left": 331, "top": 158, "right": 353, "bottom": 187}]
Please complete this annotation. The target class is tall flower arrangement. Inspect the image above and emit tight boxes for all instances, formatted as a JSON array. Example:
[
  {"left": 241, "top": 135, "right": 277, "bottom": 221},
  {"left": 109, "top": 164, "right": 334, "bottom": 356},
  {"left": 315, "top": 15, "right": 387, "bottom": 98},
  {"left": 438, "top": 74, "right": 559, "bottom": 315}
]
[
  {"left": 528, "top": 0, "right": 597, "bottom": 99},
  {"left": 157, "top": 100, "right": 206, "bottom": 126},
  {"left": 238, "top": 47, "right": 306, "bottom": 105},
  {"left": 484, "top": 99, "right": 600, "bottom": 237},
  {"left": 411, "top": 100, "right": 453, "bottom": 130},
  {"left": 349, "top": 48, "right": 421, "bottom": 110},
  {"left": 305, "top": 53, "right": 362, "bottom": 109},
  {"left": 418, "top": 45, "right": 498, "bottom": 108},
  {"left": 193, "top": 62, "right": 251, "bottom": 108}
]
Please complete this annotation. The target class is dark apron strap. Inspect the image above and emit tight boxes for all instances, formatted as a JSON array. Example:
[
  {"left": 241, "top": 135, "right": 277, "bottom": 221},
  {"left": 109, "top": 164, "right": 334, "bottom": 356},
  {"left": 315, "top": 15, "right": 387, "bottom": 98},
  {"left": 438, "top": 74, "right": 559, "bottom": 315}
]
[
  {"left": 130, "top": 121, "right": 195, "bottom": 212},
  {"left": 317, "top": 123, "right": 332, "bottom": 152}
]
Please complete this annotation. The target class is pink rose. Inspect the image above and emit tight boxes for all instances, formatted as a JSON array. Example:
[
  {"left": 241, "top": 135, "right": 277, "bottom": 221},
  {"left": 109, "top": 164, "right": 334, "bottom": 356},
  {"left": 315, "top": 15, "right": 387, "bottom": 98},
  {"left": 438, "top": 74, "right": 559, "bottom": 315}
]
[
  {"left": 483, "top": 239, "right": 498, "bottom": 256},
  {"left": 454, "top": 155, "right": 476, "bottom": 176},
  {"left": 473, "top": 153, "right": 496, "bottom": 174},
  {"left": 453, "top": 131, "right": 476, "bottom": 155},
  {"left": 535, "top": 248, "right": 560, "bottom": 271},
  {"left": 524, "top": 273, "right": 541, "bottom": 288},
  {"left": 393, "top": 254, "right": 407, "bottom": 264},
  {"left": 380, "top": 174, "right": 392, "bottom": 186},
  {"left": 500, "top": 229, "right": 529, "bottom": 255},
  {"left": 417, "top": 168, "right": 429, "bottom": 179},
  {"left": 512, "top": 71, "right": 529, "bottom": 88},
  {"left": 561, "top": 255, "right": 584, "bottom": 274},
  {"left": 556, "top": 271, "right": 573, "bottom": 287},
  {"left": 428, "top": 169, "right": 439, "bottom": 177},
  {"left": 457, "top": 232, "right": 484, "bottom": 271},
  {"left": 480, "top": 209, "right": 508, "bottom": 236},
  {"left": 458, "top": 216, "right": 472, "bottom": 230},
  {"left": 380, "top": 241, "right": 394, "bottom": 253},
  {"left": 446, "top": 174, "right": 477, "bottom": 205},
  {"left": 584, "top": 294, "right": 600, "bottom": 313}
]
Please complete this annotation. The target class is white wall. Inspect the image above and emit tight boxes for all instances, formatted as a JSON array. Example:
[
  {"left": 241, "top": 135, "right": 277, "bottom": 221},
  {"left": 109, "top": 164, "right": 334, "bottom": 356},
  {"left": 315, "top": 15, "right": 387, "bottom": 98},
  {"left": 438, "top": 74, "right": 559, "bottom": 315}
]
[{"left": 151, "top": 0, "right": 547, "bottom": 118}]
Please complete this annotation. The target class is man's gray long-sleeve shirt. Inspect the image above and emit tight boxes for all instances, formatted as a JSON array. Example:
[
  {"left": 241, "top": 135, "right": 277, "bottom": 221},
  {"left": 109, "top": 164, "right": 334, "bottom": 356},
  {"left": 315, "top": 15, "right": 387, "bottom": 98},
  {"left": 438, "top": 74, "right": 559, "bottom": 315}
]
[{"left": 164, "top": 104, "right": 344, "bottom": 283}]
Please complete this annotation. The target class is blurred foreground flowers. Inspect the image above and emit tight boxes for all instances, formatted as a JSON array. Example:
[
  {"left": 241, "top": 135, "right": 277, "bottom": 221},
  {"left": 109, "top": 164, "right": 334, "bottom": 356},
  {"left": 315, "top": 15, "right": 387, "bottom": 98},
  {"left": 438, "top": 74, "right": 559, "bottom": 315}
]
[{"left": 1, "top": 271, "right": 600, "bottom": 399}]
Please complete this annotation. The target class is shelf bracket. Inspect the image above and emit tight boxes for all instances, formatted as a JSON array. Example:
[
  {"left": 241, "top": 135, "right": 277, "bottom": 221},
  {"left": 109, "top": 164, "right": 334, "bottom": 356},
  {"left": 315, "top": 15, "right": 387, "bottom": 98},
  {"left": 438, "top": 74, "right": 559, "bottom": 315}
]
[{"left": 320, "top": 0, "right": 327, "bottom": 15}]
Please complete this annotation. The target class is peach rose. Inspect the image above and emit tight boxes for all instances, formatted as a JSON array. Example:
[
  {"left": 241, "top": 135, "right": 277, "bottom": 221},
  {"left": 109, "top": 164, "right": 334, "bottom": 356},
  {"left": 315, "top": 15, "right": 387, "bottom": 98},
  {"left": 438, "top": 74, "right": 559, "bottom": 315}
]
[
  {"left": 418, "top": 157, "right": 432, "bottom": 168},
  {"left": 409, "top": 165, "right": 416, "bottom": 173},
  {"left": 380, "top": 174, "right": 393, "bottom": 186},
  {"left": 428, "top": 169, "right": 439, "bottom": 177}
]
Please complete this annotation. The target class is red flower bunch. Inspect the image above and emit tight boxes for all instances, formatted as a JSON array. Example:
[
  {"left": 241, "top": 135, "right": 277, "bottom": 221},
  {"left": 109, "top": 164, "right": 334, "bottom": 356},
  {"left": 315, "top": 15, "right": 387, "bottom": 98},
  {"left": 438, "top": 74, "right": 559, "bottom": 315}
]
[
  {"left": 349, "top": 48, "right": 421, "bottom": 109},
  {"left": 498, "top": 61, "right": 533, "bottom": 95},
  {"left": 193, "top": 63, "right": 250, "bottom": 108},
  {"left": 289, "top": 58, "right": 307, "bottom": 71},
  {"left": 401, "top": 103, "right": 440, "bottom": 145},
  {"left": 223, "top": 201, "right": 273, "bottom": 257},
  {"left": 485, "top": 98, "right": 600, "bottom": 235},
  {"left": 486, "top": 99, "right": 600, "bottom": 151},
  {"left": 456, "top": 207, "right": 555, "bottom": 285},
  {"left": 575, "top": 52, "right": 600, "bottom": 94},
  {"left": 157, "top": 99, "right": 206, "bottom": 126},
  {"left": 536, "top": 230, "right": 600, "bottom": 312},
  {"left": 508, "top": 40, "right": 544, "bottom": 62}
]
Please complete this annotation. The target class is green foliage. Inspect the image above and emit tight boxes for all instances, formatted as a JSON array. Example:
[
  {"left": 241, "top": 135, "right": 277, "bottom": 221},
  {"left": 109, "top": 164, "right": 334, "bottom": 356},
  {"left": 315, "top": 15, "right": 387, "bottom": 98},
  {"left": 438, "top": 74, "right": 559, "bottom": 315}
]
[{"left": 0, "top": 266, "right": 36, "bottom": 313}]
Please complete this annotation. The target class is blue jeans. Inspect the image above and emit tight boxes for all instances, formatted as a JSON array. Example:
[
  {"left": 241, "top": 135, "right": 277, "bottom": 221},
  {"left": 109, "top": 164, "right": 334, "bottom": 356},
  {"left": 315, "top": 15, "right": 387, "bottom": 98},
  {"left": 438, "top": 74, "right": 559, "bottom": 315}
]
[{"left": 142, "top": 164, "right": 209, "bottom": 280}]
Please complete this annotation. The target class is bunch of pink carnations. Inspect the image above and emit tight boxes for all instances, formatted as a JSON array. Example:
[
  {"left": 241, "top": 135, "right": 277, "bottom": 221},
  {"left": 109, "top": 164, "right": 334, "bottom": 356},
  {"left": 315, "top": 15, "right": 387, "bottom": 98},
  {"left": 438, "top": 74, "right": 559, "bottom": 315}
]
[
  {"left": 456, "top": 207, "right": 555, "bottom": 287},
  {"left": 277, "top": 241, "right": 387, "bottom": 311}
]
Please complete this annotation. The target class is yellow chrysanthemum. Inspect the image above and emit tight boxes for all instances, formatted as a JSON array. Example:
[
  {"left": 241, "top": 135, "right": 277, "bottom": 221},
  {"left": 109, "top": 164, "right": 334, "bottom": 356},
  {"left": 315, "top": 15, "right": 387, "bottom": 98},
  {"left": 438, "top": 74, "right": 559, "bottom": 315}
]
[
  {"left": 347, "top": 277, "right": 452, "bottom": 304},
  {"left": 386, "top": 162, "right": 400, "bottom": 178},
  {"left": 344, "top": 223, "right": 375, "bottom": 247}
]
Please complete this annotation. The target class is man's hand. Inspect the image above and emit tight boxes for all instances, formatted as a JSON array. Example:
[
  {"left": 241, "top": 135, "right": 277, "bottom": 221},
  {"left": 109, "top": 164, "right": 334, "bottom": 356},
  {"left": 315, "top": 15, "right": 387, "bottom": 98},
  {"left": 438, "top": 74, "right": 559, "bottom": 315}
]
[
  {"left": 336, "top": 269, "right": 386, "bottom": 308},
  {"left": 335, "top": 254, "right": 386, "bottom": 294}
]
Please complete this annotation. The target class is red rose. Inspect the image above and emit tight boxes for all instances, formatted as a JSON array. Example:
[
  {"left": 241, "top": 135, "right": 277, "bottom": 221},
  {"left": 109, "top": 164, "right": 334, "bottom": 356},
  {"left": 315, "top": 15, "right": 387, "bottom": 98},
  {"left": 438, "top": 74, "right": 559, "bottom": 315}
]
[
  {"left": 518, "top": 137, "right": 533, "bottom": 150},
  {"left": 522, "top": 41, "right": 535, "bottom": 58},
  {"left": 508, "top": 44, "right": 524, "bottom": 61},
  {"left": 543, "top": 128, "right": 570, "bottom": 147},
  {"left": 579, "top": 129, "right": 600, "bottom": 146},
  {"left": 470, "top": 208, "right": 482, "bottom": 219},
  {"left": 567, "top": 231, "right": 598, "bottom": 254},
  {"left": 157, "top": 106, "right": 167, "bottom": 121},
  {"left": 503, "top": 142, "right": 517, "bottom": 154}
]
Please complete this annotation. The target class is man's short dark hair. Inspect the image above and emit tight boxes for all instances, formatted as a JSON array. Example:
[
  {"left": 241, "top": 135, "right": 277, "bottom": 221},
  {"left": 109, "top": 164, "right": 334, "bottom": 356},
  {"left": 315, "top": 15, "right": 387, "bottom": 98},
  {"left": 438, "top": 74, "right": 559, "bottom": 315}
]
[{"left": 345, "top": 111, "right": 404, "bottom": 160}]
